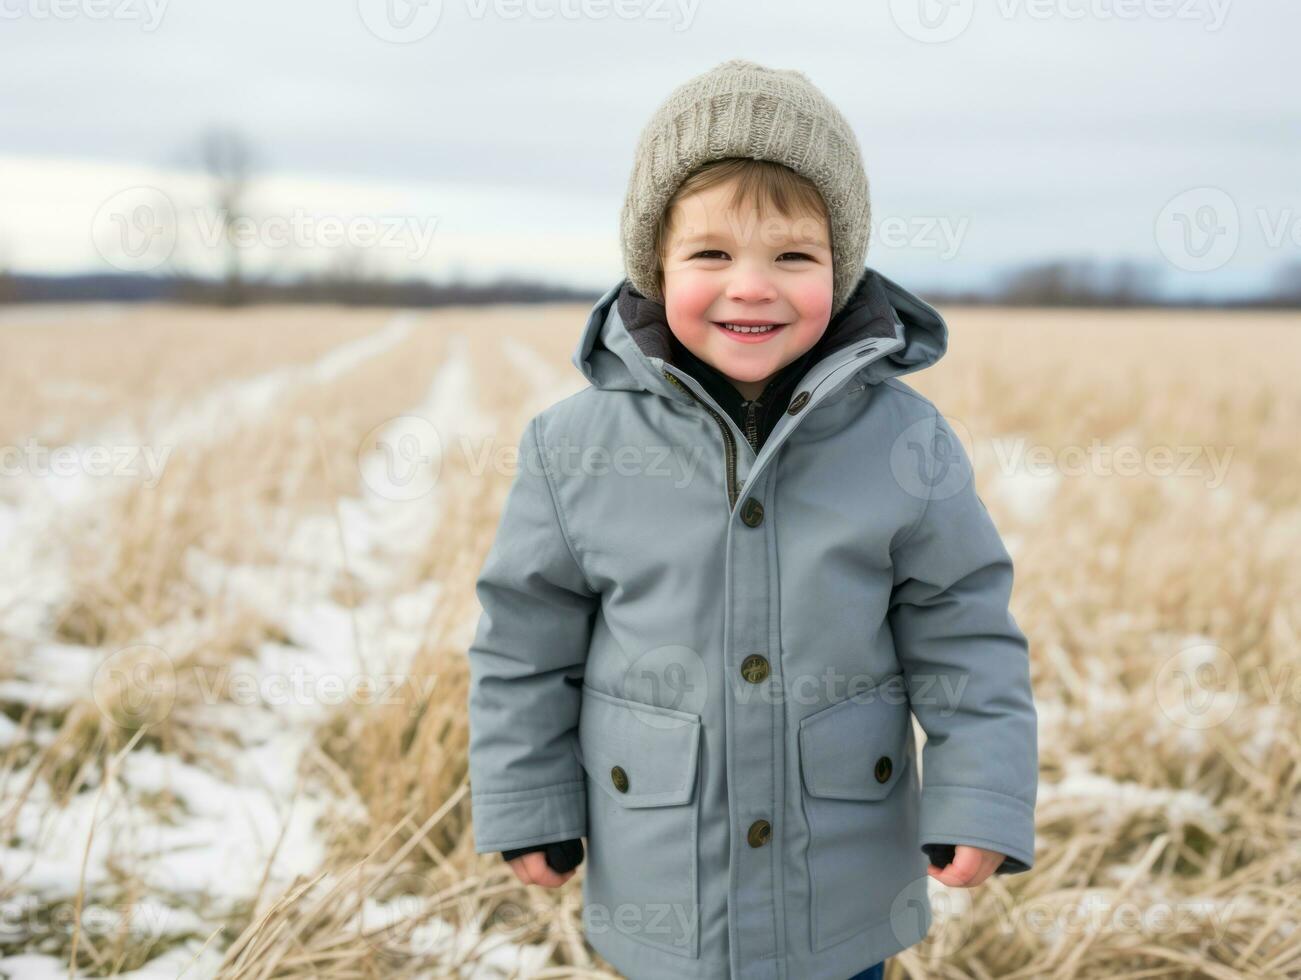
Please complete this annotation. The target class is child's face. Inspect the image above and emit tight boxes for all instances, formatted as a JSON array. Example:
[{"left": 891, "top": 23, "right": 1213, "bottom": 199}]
[{"left": 659, "top": 179, "right": 834, "bottom": 402}]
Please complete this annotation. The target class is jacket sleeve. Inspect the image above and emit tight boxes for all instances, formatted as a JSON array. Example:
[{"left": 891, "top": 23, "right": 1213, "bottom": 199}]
[
  {"left": 467, "top": 412, "right": 599, "bottom": 854},
  {"left": 887, "top": 409, "right": 1038, "bottom": 875}
]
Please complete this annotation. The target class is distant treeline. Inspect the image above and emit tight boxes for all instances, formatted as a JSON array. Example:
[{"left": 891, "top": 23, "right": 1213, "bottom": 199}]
[
  {"left": 0, "top": 272, "right": 599, "bottom": 308},
  {"left": 918, "top": 259, "right": 1301, "bottom": 309},
  {"left": 1, "top": 259, "right": 1298, "bottom": 309}
]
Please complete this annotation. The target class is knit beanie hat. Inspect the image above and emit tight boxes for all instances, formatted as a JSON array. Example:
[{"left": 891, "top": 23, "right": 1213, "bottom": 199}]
[{"left": 619, "top": 59, "right": 871, "bottom": 318}]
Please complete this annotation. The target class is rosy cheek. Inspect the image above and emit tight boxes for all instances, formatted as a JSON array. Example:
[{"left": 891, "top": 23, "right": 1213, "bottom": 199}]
[
  {"left": 787, "top": 279, "right": 834, "bottom": 324},
  {"left": 664, "top": 278, "right": 717, "bottom": 338},
  {"left": 666, "top": 278, "right": 715, "bottom": 317}
]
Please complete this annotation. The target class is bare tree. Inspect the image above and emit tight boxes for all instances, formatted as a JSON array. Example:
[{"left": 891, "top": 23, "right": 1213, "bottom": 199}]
[
  {"left": 0, "top": 238, "right": 15, "bottom": 304},
  {"left": 198, "top": 126, "right": 256, "bottom": 305},
  {"left": 1268, "top": 261, "right": 1301, "bottom": 306},
  {"left": 995, "top": 258, "right": 1161, "bottom": 306}
]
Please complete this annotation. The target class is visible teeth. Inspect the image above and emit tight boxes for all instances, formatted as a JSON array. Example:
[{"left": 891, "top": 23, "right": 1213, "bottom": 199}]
[{"left": 719, "top": 322, "right": 779, "bottom": 334}]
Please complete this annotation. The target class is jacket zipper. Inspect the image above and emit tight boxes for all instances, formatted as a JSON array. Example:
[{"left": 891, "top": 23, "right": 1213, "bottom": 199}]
[
  {"left": 658, "top": 346, "right": 889, "bottom": 517},
  {"left": 742, "top": 399, "right": 759, "bottom": 454},
  {"left": 739, "top": 376, "right": 781, "bottom": 456},
  {"left": 662, "top": 368, "right": 739, "bottom": 511}
]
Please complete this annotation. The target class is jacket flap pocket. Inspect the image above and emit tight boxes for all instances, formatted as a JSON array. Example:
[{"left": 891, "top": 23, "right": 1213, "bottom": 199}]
[
  {"left": 799, "top": 673, "right": 910, "bottom": 801},
  {"left": 579, "top": 685, "right": 701, "bottom": 809}
]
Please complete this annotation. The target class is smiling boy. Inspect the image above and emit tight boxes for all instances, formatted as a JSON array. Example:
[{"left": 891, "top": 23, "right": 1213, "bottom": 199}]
[{"left": 468, "top": 60, "right": 1038, "bottom": 980}]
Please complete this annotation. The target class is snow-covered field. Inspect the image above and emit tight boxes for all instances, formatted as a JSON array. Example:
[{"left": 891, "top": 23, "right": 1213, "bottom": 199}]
[
  {"left": 0, "top": 302, "right": 1297, "bottom": 978},
  {"left": 0, "top": 301, "right": 587, "bottom": 977}
]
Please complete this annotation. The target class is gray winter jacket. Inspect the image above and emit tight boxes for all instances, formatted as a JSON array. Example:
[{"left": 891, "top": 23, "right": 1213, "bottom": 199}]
[{"left": 467, "top": 266, "right": 1038, "bottom": 980}]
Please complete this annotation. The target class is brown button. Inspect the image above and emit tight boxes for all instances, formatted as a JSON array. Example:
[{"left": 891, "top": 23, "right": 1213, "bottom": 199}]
[
  {"left": 740, "top": 654, "right": 770, "bottom": 684},
  {"left": 874, "top": 756, "right": 893, "bottom": 783},
  {"left": 740, "top": 497, "right": 764, "bottom": 527},
  {"left": 747, "top": 819, "right": 772, "bottom": 848},
  {"left": 611, "top": 765, "right": 629, "bottom": 792},
  {"left": 787, "top": 391, "right": 810, "bottom": 414}
]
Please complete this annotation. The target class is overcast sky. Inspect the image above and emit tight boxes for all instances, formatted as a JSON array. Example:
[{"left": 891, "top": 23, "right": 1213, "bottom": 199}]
[{"left": 0, "top": 0, "right": 1296, "bottom": 297}]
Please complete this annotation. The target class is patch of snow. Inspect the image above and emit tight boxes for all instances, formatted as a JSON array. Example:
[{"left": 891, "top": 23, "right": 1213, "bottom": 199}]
[
  {"left": 498, "top": 336, "right": 587, "bottom": 419},
  {"left": 1038, "top": 766, "right": 1226, "bottom": 833},
  {"left": 989, "top": 466, "right": 1060, "bottom": 523},
  {"left": 0, "top": 314, "right": 417, "bottom": 644},
  {"left": 0, "top": 316, "right": 513, "bottom": 976}
]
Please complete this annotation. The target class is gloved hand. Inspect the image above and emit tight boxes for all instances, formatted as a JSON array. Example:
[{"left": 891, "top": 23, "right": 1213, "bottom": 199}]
[{"left": 501, "top": 837, "right": 584, "bottom": 874}]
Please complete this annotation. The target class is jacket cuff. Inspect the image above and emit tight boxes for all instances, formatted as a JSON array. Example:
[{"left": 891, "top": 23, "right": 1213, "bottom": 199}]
[
  {"left": 918, "top": 784, "right": 1035, "bottom": 874},
  {"left": 471, "top": 780, "right": 586, "bottom": 853}
]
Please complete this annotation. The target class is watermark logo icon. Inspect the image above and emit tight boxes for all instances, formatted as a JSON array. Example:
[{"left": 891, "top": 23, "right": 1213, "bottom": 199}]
[
  {"left": 619, "top": 644, "right": 708, "bottom": 731},
  {"left": 358, "top": 415, "right": 443, "bottom": 501},
  {"left": 889, "top": 414, "right": 976, "bottom": 502},
  {"left": 1155, "top": 641, "right": 1239, "bottom": 731},
  {"left": 91, "top": 186, "right": 177, "bottom": 273},
  {"left": 889, "top": 0, "right": 976, "bottom": 42},
  {"left": 1155, "top": 186, "right": 1240, "bottom": 272},
  {"left": 358, "top": 0, "right": 443, "bottom": 42},
  {"left": 93, "top": 644, "right": 177, "bottom": 729}
]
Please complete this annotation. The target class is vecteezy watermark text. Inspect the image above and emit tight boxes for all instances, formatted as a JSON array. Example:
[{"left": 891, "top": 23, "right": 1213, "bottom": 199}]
[
  {"left": 91, "top": 186, "right": 442, "bottom": 274},
  {"left": 0, "top": 0, "right": 170, "bottom": 30},
  {"left": 357, "top": 0, "right": 700, "bottom": 43},
  {"left": 889, "top": 0, "right": 1232, "bottom": 43},
  {"left": 193, "top": 208, "right": 439, "bottom": 262},
  {"left": 2, "top": 437, "right": 172, "bottom": 489},
  {"left": 991, "top": 437, "right": 1234, "bottom": 489}
]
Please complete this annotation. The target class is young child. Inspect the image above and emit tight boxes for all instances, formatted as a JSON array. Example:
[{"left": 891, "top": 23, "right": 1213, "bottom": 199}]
[{"left": 467, "top": 59, "right": 1038, "bottom": 980}]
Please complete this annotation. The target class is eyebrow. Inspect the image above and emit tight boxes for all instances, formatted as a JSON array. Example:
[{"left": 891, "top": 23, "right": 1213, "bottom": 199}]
[{"left": 673, "top": 231, "right": 830, "bottom": 249}]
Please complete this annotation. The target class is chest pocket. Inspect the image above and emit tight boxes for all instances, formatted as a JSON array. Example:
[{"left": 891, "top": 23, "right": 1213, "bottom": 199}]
[
  {"left": 578, "top": 685, "right": 703, "bottom": 958},
  {"left": 797, "top": 672, "right": 916, "bottom": 951}
]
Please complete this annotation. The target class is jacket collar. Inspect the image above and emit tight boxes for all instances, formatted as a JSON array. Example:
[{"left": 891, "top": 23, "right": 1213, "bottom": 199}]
[
  {"left": 572, "top": 266, "right": 950, "bottom": 407},
  {"left": 617, "top": 284, "right": 841, "bottom": 449}
]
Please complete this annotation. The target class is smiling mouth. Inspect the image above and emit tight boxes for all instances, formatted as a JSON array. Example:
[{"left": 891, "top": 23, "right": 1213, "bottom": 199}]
[{"left": 713, "top": 321, "right": 788, "bottom": 335}]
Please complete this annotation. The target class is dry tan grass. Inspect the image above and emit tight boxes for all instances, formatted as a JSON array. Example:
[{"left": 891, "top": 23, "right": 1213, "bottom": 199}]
[
  {"left": 1, "top": 301, "right": 1296, "bottom": 978},
  {"left": 0, "top": 304, "right": 397, "bottom": 449}
]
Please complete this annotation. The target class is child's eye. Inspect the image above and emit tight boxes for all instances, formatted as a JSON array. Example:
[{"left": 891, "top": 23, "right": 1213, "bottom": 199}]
[{"left": 690, "top": 250, "right": 813, "bottom": 261}]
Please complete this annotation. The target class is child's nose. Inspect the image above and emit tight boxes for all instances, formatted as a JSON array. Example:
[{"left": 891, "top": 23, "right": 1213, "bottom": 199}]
[{"left": 724, "top": 264, "right": 780, "bottom": 304}]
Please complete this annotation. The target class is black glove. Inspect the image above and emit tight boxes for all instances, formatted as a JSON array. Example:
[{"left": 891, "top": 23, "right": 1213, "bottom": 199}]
[
  {"left": 923, "top": 842, "right": 1029, "bottom": 875},
  {"left": 501, "top": 837, "right": 585, "bottom": 874},
  {"left": 922, "top": 842, "right": 956, "bottom": 869}
]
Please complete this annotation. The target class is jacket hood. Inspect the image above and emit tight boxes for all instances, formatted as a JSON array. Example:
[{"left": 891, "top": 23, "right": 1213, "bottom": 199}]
[{"left": 570, "top": 265, "right": 949, "bottom": 397}]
